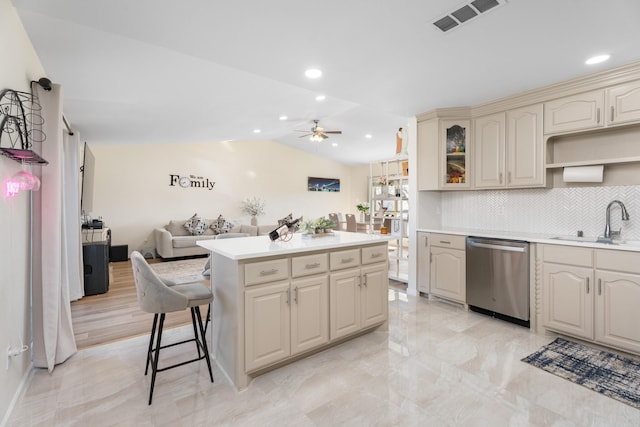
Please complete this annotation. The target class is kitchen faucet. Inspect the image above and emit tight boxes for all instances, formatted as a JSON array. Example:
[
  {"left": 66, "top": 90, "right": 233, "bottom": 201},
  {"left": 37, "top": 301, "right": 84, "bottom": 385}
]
[{"left": 603, "top": 200, "right": 630, "bottom": 240}]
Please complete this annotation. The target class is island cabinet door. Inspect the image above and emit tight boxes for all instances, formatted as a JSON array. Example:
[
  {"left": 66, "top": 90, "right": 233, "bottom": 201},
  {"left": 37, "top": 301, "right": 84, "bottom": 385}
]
[
  {"left": 291, "top": 275, "right": 329, "bottom": 355},
  {"left": 330, "top": 268, "right": 361, "bottom": 340},
  {"left": 245, "top": 281, "right": 291, "bottom": 372},
  {"left": 360, "top": 263, "right": 388, "bottom": 329}
]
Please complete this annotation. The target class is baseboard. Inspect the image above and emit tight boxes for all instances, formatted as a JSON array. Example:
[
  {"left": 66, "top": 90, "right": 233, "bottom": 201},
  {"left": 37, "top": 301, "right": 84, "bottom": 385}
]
[{"left": 0, "top": 362, "right": 34, "bottom": 427}]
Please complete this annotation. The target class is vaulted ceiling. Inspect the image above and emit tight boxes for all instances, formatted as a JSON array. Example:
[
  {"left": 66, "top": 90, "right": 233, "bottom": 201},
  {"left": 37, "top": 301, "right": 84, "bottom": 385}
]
[{"left": 12, "top": 0, "right": 640, "bottom": 165}]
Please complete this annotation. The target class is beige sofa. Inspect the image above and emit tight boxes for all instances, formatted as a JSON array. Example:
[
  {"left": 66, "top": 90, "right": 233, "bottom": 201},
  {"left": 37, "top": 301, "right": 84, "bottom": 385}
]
[{"left": 154, "top": 220, "right": 276, "bottom": 259}]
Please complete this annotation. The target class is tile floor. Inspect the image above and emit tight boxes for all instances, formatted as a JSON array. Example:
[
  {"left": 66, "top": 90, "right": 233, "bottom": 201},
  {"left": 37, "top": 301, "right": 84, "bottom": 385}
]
[{"left": 8, "top": 288, "right": 640, "bottom": 426}]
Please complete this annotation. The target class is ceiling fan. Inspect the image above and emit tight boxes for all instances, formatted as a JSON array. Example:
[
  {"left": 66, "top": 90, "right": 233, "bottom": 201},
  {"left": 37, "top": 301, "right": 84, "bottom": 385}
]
[{"left": 297, "top": 120, "right": 342, "bottom": 142}]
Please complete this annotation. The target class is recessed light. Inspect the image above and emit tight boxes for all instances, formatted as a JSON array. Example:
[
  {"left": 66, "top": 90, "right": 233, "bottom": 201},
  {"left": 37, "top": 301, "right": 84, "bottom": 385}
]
[
  {"left": 279, "top": 115, "right": 288, "bottom": 121},
  {"left": 332, "top": 142, "right": 338, "bottom": 147},
  {"left": 365, "top": 134, "right": 373, "bottom": 139},
  {"left": 305, "top": 69, "right": 322, "bottom": 79},
  {"left": 315, "top": 95, "right": 326, "bottom": 101},
  {"left": 585, "top": 54, "right": 610, "bottom": 65},
  {"left": 253, "top": 129, "right": 261, "bottom": 133}
]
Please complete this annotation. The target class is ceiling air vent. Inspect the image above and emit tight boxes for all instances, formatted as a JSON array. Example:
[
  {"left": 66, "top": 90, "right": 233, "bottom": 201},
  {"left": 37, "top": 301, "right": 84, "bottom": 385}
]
[{"left": 433, "top": 0, "right": 505, "bottom": 33}]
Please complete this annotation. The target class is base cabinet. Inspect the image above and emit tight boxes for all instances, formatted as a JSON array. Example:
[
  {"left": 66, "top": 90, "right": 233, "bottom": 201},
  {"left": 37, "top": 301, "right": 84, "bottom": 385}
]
[
  {"left": 429, "top": 233, "right": 466, "bottom": 303},
  {"left": 330, "top": 262, "right": 387, "bottom": 340},
  {"left": 542, "top": 244, "right": 640, "bottom": 355},
  {"left": 416, "top": 232, "right": 430, "bottom": 294}
]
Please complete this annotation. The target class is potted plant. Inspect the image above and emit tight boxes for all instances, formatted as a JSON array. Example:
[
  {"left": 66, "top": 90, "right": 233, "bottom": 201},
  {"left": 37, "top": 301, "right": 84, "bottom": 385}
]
[
  {"left": 240, "top": 196, "right": 265, "bottom": 225},
  {"left": 356, "top": 202, "right": 370, "bottom": 222},
  {"left": 301, "top": 217, "right": 336, "bottom": 235}
]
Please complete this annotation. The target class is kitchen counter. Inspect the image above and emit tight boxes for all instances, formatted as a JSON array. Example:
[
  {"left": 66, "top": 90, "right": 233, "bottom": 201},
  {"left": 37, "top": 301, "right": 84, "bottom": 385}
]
[
  {"left": 415, "top": 227, "right": 640, "bottom": 252},
  {"left": 197, "top": 230, "right": 396, "bottom": 259}
]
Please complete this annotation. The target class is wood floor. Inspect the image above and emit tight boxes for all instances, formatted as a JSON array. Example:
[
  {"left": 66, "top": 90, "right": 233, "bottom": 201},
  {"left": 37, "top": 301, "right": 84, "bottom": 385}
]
[{"left": 70, "top": 259, "right": 194, "bottom": 349}]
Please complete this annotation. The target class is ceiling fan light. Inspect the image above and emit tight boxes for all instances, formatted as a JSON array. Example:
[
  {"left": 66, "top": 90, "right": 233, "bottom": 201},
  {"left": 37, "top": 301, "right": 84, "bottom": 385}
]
[{"left": 310, "top": 134, "right": 323, "bottom": 142}]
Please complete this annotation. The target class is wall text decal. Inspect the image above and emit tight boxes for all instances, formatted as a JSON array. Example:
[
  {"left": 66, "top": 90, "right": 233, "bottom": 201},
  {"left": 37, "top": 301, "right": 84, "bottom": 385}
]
[{"left": 169, "top": 174, "right": 216, "bottom": 190}]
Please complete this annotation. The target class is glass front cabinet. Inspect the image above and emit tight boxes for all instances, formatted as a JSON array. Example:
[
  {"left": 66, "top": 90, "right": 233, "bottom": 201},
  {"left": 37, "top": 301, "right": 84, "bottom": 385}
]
[{"left": 440, "top": 119, "right": 471, "bottom": 189}]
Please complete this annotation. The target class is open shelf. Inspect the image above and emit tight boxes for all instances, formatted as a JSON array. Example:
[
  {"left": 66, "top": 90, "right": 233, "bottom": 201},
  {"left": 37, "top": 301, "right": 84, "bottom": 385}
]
[{"left": 546, "top": 156, "right": 640, "bottom": 169}]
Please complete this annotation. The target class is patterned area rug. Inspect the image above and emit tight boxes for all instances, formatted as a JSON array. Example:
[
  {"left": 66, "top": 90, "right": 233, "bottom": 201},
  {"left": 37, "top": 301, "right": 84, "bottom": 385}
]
[
  {"left": 522, "top": 337, "right": 640, "bottom": 409},
  {"left": 150, "top": 257, "right": 208, "bottom": 284}
]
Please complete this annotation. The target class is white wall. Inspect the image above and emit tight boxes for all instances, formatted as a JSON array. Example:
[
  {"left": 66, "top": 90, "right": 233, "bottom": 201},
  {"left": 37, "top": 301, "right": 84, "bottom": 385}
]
[
  {"left": 0, "top": 0, "right": 46, "bottom": 422},
  {"left": 90, "top": 140, "right": 369, "bottom": 252}
]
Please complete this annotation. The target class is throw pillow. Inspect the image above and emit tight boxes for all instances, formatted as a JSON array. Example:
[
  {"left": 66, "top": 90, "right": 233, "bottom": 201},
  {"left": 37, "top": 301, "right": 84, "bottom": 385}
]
[
  {"left": 211, "top": 214, "right": 233, "bottom": 235},
  {"left": 184, "top": 213, "right": 207, "bottom": 236}
]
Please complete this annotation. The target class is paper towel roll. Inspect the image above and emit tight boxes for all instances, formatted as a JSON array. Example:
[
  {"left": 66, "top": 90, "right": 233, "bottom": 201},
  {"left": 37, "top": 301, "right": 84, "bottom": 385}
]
[{"left": 563, "top": 165, "right": 604, "bottom": 182}]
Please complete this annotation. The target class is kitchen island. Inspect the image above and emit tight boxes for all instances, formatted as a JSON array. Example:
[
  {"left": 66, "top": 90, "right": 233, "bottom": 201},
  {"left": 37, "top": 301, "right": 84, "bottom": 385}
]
[{"left": 197, "top": 231, "right": 394, "bottom": 390}]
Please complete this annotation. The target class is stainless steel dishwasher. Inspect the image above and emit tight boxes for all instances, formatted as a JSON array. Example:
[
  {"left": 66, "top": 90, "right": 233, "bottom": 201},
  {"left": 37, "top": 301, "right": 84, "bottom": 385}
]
[{"left": 466, "top": 237, "right": 530, "bottom": 327}]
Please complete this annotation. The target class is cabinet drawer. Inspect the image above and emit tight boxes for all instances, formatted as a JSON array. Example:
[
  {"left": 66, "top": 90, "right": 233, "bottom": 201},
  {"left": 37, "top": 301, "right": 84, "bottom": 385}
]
[
  {"left": 542, "top": 244, "right": 593, "bottom": 267},
  {"left": 244, "top": 259, "right": 289, "bottom": 286},
  {"left": 361, "top": 245, "right": 387, "bottom": 265},
  {"left": 292, "top": 253, "right": 328, "bottom": 278},
  {"left": 596, "top": 249, "right": 640, "bottom": 274},
  {"left": 430, "top": 233, "right": 466, "bottom": 250},
  {"left": 330, "top": 249, "right": 360, "bottom": 271}
]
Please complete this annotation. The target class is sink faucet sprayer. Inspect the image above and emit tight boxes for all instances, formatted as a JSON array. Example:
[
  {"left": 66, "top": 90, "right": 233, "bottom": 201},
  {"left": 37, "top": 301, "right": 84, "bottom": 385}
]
[{"left": 603, "top": 200, "right": 630, "bottom": 239}]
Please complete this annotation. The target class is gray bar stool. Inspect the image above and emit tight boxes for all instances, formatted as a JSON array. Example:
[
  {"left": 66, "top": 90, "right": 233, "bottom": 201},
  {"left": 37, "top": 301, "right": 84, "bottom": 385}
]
[{"left": 130, "top": 251, "right": 214, "bottom": 405}]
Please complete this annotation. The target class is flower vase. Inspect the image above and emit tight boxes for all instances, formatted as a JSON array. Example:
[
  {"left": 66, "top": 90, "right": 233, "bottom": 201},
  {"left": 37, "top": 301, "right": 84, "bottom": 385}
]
[
  {"left": 360, "top": 212, "right": 366, "bottom": 222},
  {"left": 250, "top": 216, "right": 257, "bottom": 226}
]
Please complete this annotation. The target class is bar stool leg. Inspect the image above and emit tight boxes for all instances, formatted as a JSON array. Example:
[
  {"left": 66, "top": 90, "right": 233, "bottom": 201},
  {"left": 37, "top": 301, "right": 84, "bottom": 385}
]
[
  {"left": 145, "top": 313, "right": 159, "bottom": 375},
  {"left": 149, "top": 313, "right": 165, "bottom": 405},
  {"left": 195, "top": 306, "right": 214, "bottom": 383},
  {"left": 190, "top": 308, "right": 202, "bottom": 358}
]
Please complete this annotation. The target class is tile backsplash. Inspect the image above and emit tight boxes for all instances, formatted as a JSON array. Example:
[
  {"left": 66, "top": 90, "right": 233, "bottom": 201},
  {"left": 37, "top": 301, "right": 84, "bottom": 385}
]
[{"left": 441, "top": 185, "right": 639, "bottom": 240}]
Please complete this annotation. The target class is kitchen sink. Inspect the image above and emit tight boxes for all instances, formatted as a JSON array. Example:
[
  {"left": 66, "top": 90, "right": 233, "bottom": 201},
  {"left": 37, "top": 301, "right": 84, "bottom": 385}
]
[{"left": 549, "top": 236, "right": 640, "bottom": 247}]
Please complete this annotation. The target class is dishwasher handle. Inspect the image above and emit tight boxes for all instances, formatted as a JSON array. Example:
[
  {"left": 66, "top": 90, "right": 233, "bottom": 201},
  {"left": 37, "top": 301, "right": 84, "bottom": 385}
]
[{"left": 468, "top": 241, "right": 527, "bottom": 252}]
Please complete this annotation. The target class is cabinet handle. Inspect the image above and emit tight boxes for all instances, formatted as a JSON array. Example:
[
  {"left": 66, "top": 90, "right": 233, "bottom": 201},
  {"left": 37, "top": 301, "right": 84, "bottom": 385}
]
[
  {"left": 430, "top": 253, "right": 432, "bottom": 263},
  {"left": 285, "top": 288, "right": 290, "bottom": 305},
  {"left": 507, "top": 171, "right": 512, "bottom": 184},
  {"left": 586, "top": 277, "right": 590, "bottom": 294},
  {"left": 424, "top": 237, "right": 429, "bottom": 247},
  {"left": 370, "top": 253, "right": 382, "bottom": 259},
  {"left": 611, "top": 106, "right": 614, "bottom": 122},
  {"left": 439, "top": 240, "right": 451, "bottom": 245},
  {"left": 305, "top": 262, "right": 320, "bottom": 269},
  {"left": 598, "top": 278, "right": 602, "bottom": 296},
  {"left": 357, "top": 276, "right": 362, "bottom": 287},
  {"left": 341, "top": 257, "right": 354, "bottom": 264},
  {"left": 596, "top": 107, "right": 601, "bottom": 124},
  {"left": 499, "top": 172, "right": 503, "bottom": 184},
  {"left": 362, "top": 274, "right": 367, "bottom": 287},
  {"left": 259, "top": 268, "right": 278, "bottom": 276},
  {"left": 294, "top": 287, "right": 298, "bottom": 304}
]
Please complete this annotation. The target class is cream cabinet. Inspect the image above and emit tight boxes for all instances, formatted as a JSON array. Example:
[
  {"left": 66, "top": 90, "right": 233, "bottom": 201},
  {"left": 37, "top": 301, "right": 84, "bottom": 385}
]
[
  {"left": 417, "top": 119, "right": 440, "bottom": 191},
  {"left": 543, "top": 262, "right": 594, "bottom": 340},
  {"left": 541, "top": 244, "right": 640, "bottom": 355},
  {"left": 245, "top": 281, "right": 292, "bottom": 371},
  {"left": 416, "top": 232, "right": 430, "bottom": 294},
  {"left": 606, "top": 81, "right": 640, "bottom": 126},
  {"left": 429, "top": 233, "right": 466, "bottom": 304},
  {"left": 594, "top": 250, "right": 640, "bottom": 354},
  {"left": 544, "top": 80, "right": 640, "bottom": 134},
  {"left": 474, "top": 105, "right": 544, "bottom": 188},
  {"left": 544, "top": 90, "right": 604, "bottom": 134},
  {"left": 330, "top": 261, "right": 387, "bottom": 340},
  {"left": 245, "top": 254, "right": 330, "bottom": 372}
]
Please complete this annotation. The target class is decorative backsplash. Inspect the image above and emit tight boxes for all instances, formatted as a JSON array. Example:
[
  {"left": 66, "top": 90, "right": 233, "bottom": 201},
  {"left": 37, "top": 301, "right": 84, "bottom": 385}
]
[{"left": 441, "top": 185, "right": 640, "bottom": 240}]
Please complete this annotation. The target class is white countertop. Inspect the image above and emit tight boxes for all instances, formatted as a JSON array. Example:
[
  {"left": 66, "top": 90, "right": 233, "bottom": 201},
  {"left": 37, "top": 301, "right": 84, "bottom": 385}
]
[
  {"left": 416, "top": 227, "right": 640, "bottom": 252},
  {"left": 197, "top": 231, "right": 396, "bottom": 260}
]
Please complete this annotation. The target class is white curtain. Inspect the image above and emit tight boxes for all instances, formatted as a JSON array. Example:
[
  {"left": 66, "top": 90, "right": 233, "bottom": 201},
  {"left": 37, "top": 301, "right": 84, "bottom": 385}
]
[{"left": 32, "top": 84, "right": 80, "bottom": 371}]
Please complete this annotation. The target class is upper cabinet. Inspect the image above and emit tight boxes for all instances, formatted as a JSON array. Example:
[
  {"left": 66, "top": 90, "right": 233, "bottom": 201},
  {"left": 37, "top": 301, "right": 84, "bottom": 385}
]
[
  {"left": 544, "top": 89, "right": 603, "bottom": 134},
  {"left": 544, "top": 80, "right": 640, "bottom": 134},
  {"left": 474, "top": 104, "right": 544, "bottom": 189},
  {"left": 607, "top": 81, "right": 640, "bottom": 126},
  {"left": 441, "top": 119, "right": 471, "bottom": 189}
]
